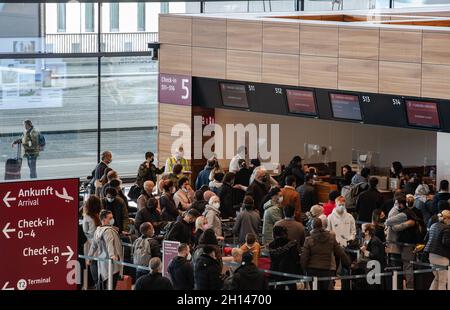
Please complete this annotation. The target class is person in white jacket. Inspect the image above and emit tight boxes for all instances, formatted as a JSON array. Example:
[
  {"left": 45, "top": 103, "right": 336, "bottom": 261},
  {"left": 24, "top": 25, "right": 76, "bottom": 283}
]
[
  {"left": 203, "top": 195, "right": 223, "bottom": 237},
  {"left": 173, "top": 177, "right": 195, "bottom": 211},
  {"left": 327, "top": 196, "right": 356, "bottom": 248},
  {"left": 88, "top": 210, "right": 124, "bottom": 290}
]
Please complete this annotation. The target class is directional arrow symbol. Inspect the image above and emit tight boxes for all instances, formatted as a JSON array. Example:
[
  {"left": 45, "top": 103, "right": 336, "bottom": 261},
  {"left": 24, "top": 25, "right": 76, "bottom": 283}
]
[
  {"left": 61, "top": 246, "right": 74, "bottom": 261},
  {"left": 2, "top": 222, "right": 15, "bottom": 239},
  {"left": 2, "top": 282, "right": 14, "bottom": 290},
  {"left": 3, "top": 191, "right": 16, "bottom": 208}
]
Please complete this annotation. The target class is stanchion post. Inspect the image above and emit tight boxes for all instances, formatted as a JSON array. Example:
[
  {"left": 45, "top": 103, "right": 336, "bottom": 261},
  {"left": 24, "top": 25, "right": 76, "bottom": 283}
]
[
  {"left": 108, "top": 259, "right": 113, "bottom": 290},
  {"left": 312, "top": 277, "right": 318, "bottom": 290},
  {"left": 447, "top": 265, "right": 450, "bottom": 291},
  {"left": 392, "top": 271, "right": 398, "bottom": 290},
  {"left": 82, "top": 268, "right": 88, "bottom": 290}
]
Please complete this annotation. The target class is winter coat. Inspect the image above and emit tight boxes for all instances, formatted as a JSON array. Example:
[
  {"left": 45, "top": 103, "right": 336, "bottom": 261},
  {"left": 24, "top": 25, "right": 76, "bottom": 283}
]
[
  {"left": 167, "top": 256, "right": 194, "bottom": 290},
  {"left": 218, "top": 182, "right": 235, "bottom": 218},
  {"left": 280, "top": 186, "right": 302, "bottom": 222},
  {"left": 301, "top": 228, "right": 350, "bottom": 271},
  {"left": 134, "top": 272, "right": 173, "bottom": 290},
  {"left": 239, "top": 242, "right": 261, "bottom": 267},
  {"left": 424, "top": 222, "right": 450, "bottom": 259},
  {"left": 233, "top": 209, "right": 260, "bottom": 244},
  {"left": 174, "top": 188, "right": 194, "bottom": 211},
  {"left": 262, "top": 200, "right": 283, "bottom": 244},
  {"left": 327, "top": 208, "right": 356, "bottom": 247},
  {"left": 203, "top": 204, "right": 222, "bottom": 237},
  {"left": 273, "top": 218, "right": 305, "bottom": 252},
  {"left": 136, "top": 161, "right": 164, "bottom": 188},
  {"left": 194, "top": 254, "right": 223, "bottom": 290},
  {"left": 191, "top": 200, "right": 207, "bottom": 215},
  {"left": 102, "top": 197, "right": 128, "bottom": 233},
  {"left": 88, "top": 225, "right": 124, "bottom": 281},
  {"left": 246, "top": 180, "right": 269, "bottom": 215},
  {"left": 160, "top": 193, "right": 179, "bottom": 222},
  {"left": 356, "top": 188, "right": 383, "bottom": 223},
  {"left": 227, "top": 263, "right": 267, "bottom": 290},
  {"left": 166, "top": 218, "right": 194, "bottom": 245},
  {"left": 296, "top": 183, "right": 318, "bottom": 213},
  {"left": 268, "top": 237, "right": 300, "bottom": 275},
  {"left": 196, "top": 165, "right": 214, "bottom": 190}
]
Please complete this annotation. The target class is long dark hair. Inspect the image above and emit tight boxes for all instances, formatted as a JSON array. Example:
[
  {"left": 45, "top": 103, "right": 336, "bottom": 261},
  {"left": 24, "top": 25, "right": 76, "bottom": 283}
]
[
  {"left": 288, "top": 156, "right": 302, "bottom": 168},
  {"left": 84, "top": 195, "right": 102, "bottom": 227},
  {"left": 262, "top": 187, "right": 281, "bottom": 205}
]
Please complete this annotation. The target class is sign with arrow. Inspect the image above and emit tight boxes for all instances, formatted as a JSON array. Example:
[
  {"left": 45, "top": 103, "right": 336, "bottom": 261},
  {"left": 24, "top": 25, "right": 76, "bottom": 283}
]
[{"left": 0, "top": 178, "right": 78, "bottom": 290}]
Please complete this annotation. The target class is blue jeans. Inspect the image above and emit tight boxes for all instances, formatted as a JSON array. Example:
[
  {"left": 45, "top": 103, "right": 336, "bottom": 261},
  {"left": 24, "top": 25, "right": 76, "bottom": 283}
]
[{"left": 25, "top": 154, "right": 37, "bottom": 179}]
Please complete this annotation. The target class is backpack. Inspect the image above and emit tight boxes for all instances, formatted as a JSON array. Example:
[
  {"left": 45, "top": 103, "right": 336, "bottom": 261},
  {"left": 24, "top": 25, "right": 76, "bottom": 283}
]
[
  {"left": 132, "top": 237, "right": 152, "bottom": 266},
  {"left": 162, "top": 221, "right": 176, "bottom": 240},
  {"left": 38, "top": 133, "right": 46, "bottom": 151},
  {"left": 342, "top": 182, "right": 369, "bottom": 210}
]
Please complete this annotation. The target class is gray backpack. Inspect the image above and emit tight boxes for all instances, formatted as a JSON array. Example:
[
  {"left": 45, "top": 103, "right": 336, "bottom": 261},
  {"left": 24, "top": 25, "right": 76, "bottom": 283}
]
[
  {"left": 132, "top": 236, "right": 152, "bottom": 266},
  {"left": 342, "top": 182, "right": 369, "bottom": 210}
]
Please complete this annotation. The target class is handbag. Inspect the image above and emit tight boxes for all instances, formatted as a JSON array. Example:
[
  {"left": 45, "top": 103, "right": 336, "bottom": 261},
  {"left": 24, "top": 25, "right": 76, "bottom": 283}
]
[{"left": 128, "top": 184, "right": 141, "bottom": 200}]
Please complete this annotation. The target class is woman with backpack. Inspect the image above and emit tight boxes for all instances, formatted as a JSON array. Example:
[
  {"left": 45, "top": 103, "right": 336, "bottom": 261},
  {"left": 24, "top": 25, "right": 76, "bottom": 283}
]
[{"left": 132, "top": 222, "right": 161, "bottom": 281}]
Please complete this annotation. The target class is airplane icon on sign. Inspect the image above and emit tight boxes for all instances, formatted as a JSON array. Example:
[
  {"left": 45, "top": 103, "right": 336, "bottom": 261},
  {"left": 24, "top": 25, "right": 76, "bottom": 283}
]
[{"left": 55, "top": 187, "right": 74, "bottom": 203}]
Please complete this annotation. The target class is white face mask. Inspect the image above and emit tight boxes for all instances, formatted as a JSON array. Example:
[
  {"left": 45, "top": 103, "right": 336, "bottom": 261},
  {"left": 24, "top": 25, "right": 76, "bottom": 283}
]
[
  {"left": 109, "top": 218, "right": 115, "bottom": 226},
  {"left": 212, "top": 202, "right": 220, "bottom": 209},
  {"left": 182, "top": 187, "right": 188, "bottom": 193},
  {"left": 186, "top": 253, "right": 192, "bottom": 261},
  {"left": 337, "top": 205, "right": 346, "bottom": 214},
  {"left": 106, "top": 197, "right": 114, "bottom": 203},
  {"left": 278, "top": 196, "right": 284, "bottom": 204}
]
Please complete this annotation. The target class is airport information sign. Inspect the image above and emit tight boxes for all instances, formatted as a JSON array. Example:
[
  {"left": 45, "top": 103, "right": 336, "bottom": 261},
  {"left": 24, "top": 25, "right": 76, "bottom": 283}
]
[
  {"left": 159, "top": 73, "right": 192, "bottom": 106},
  {"left": 0, "top": 178, "right": 78, "bottom": 290}
]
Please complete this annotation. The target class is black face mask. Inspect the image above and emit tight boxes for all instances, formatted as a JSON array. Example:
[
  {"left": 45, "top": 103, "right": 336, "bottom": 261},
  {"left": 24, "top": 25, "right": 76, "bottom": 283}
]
[
  {"left": 150, "top": 158, "right": 154, "bottom": 163},
  {"left": 261, "top": 176, "right": 268, "bottom": 183}
]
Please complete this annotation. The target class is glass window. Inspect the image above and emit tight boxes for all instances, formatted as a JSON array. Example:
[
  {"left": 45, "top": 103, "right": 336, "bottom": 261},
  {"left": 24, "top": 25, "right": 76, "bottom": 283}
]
[
  {"left": 110, "top": 3, "right": 119, "bottom": 32},
  {"left": 85, "top": 3, "right": 95, "bottom": 32},
  {"left": 160, "top": 2, "right": 169, "bottom": 13},
  {"left": 57, "top": 3, "right": 66, "bottom": 32},
  {"left": 0, "top": 57, "right": 98, "bottom": 181},
  {"left": 137, "top": 2, "right": 146, "bottom": 31},
  {"left": 100, "top": 56, "right": 158, "bottom": 176}
]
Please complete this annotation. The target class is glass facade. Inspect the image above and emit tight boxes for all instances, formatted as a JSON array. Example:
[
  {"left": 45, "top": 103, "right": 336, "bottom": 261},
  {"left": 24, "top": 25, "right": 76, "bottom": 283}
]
[
  {"left": 85, "top": 3, "right": 95, "bottom": 32},
  {"left": 57, "top": 3, "right": 66, "bottom": 32},
  {"left": 110, "top": 2, "right": 120, "bottom": 32},
  {"left": 137, "top": 2, "right": 146, "bottom": 31}
]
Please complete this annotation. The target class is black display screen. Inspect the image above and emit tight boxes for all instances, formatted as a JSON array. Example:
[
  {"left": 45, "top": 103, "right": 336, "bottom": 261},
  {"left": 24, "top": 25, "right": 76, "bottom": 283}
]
[
  {"left": 219, "top": 83, "right": 249, "bottom": 108},
  {"left": 329, "top": 93, "right": 362, "bottom": 121}
]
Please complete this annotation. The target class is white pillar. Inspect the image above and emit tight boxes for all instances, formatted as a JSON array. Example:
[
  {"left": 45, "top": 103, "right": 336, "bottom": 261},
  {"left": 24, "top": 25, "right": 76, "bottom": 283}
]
[{"left": 436, "top": 132, "right": 450, "bottom": 185}]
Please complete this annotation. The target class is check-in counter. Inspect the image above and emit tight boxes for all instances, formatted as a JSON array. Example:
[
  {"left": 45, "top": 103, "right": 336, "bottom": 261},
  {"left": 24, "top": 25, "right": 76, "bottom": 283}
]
[{"left": 314, "top": 181, "right": 338, "bottom": 203}]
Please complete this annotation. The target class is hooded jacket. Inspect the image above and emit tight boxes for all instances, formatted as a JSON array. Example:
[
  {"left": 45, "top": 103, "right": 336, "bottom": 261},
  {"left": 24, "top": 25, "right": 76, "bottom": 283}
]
[
  {"left": 203, "top": 204, "right": 222, "bottom": 237},
  {"left": 167, "top": 256, "right": 194, "bottom": 290},
  {"left": 228, "top": 263, "right": 268, "bottom": 290},
  {"left": 327, "top": 207, "right": 356, "bottom": 247},
  {"left": 166, "top": 217, "right": 194, "bottom": 245},
  {"left": 194, "top": 253, "right": 223, "bottom": 290},
  {"left": 233, "top": 208, "right": 261, "bottom": 244},
  {"left": 268, "top": 238, "right": 300, "bottom": 275},
  {"left": 88, "top": 225, "right": 124, "bottom": 281},
  {"left": 301, "top": 228, "right": 350, "bottom": 271},
  {"left": 262, "top": 200, "right": 283, "bottom": 244}
]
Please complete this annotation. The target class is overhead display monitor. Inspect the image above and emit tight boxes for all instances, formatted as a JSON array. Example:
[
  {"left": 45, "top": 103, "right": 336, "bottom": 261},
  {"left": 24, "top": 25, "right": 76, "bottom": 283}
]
[
  {"left": 405, "top": 100, "right": 440, "bottom": 129},
  {"left": 219, "top": 82, "right": 249, "bottom": 109},
  {"left": 329, "top": 93, "right": 362, "bottom": 121},
  {"left": 286, "top": 89, "right": 317, "bottom": 116}
]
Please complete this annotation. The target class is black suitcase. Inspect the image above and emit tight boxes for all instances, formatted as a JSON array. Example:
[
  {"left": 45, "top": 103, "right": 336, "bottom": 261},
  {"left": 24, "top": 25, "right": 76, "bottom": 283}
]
[{"left": 5, "top": 144, "right": 22, "bottom": 180}]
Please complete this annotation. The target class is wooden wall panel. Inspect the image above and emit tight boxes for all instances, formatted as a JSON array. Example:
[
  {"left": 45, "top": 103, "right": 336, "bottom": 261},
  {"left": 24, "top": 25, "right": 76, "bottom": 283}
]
[
  {"left": 338, "top": 58, "right": 378, "bottom": 93},
  {"left": 423, "top": 31, "right": 450, "bottom": 65},
  {"left": 158, "top": 132, "right": 192, "bottom": 164},
  {"left": 422, "top": 64, "right": 450, "bottom": 99},
  {"left": 379, "top": 61, "right": 421, "bottom": 97},
  {"left": 263, "top": 22, "right": 300, "bottom": 54},
  {"left": 300, "top": 25, "right": 338, "bottom": 57},
  {"left": 158, "top": 103, "right": 193, "bottom": 134},
  {"left": 159, "top": 15, "right": 192, "bottom": 46},
  {"left": 299, "top": 55, "right": 338, "bottom": 89},
  {"left": 262, "top": 53, "right": 299, "bottom": 86},
  {"left": 380, "top": 29, "right": 422, "bottom": 63},
  {"left": 227, "top": 20, "right": 263, "bottom": 51},
  {"left": 339, "top": 27, "right": 379, "bottom": 60},
  {"left": 192, "top": 17, "right": 227, "bottom": 49},
  {"left": 159, "top": 44, "right": 192, "bottom": 75},
  {"left": 226, "top": 50, "right": 262, "bottom": 82},
  {"left": 192, "top": 47, "right": 226, "bottom": 79}
]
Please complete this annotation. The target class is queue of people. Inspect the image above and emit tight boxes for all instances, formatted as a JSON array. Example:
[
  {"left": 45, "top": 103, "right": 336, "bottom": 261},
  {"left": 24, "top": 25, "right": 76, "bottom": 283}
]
[{"left": 80, "top": 151, "right": 450, "bottom": 291}]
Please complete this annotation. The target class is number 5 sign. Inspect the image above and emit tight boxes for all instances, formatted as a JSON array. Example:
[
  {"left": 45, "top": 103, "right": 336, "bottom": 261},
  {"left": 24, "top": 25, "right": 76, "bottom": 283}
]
[{"left": 159, "top": 73, "right": 192, "bottom": 106}]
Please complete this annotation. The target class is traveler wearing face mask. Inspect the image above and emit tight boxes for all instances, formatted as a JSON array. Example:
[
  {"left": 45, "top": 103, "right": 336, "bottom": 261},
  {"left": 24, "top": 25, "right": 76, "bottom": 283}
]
[
  {"left": 174, "top": 177, "right": 195, "bottom": 211},
  {"left": 246, "top": 169, "right": 270, "bottom": 216},
  {"left": 164, "top": 145, "right": 190, "bottom": 174},
  {"left": 160, "top": 180, "right": 179, "bottom": 222},
  {"left": 203, "top": 196, "right": 223, "bottom": 238},
  {"left": 88, "top": 210, "right": 124, "bottom": 290},
  {"left": 262, "top": 187, "right": 284, "bottom": 244},
  {"left": 136, "top": 152, "right": 164, "bottom": 188},
  {"left": 233, "top": 196, "right": 261, "bottom": 244},
  {"left": 193, "top": 216, "right": 209, "bottom": 245},
  {"left": 371, "top": 209, "right": 386, "bottom": 243},
  {"left": 424, "top": 210, "right": 450, "bottom": 290},
  {"left": 166, "top": 209, "right": 200, "bottom": 245},
  {"left": 167, "top": 243, "right": 194, "bottom": 290},
  {"left": 327, "top": 196, "right": 356, "bottom": 248},
  {"left": 137, "top": 180, "right": 155, "bottom": 211},
  {"left": 102, "top": 187, "right": 128, "bottom": 234},
  {"left": 133, "top": 222, "right": 161, "bottom": 280}
]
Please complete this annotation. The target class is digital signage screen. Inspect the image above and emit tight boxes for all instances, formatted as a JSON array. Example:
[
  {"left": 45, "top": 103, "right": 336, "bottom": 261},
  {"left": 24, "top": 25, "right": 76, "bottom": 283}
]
[
  {"left": 286, "top": 89, "right": 317, "bottom": 116},
  {"left": 329, "top": 93, "right": 362, "bottom": 121},
  {"left": 219, "top": 83, "right": 249, "bottom": 109},
  {"left": 405, "top": 100, "right": 440, "bottom": 129}
]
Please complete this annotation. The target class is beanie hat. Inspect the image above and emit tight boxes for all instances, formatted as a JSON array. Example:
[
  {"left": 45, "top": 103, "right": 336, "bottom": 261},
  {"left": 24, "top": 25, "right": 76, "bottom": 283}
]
[{"left": 310, "top": 204, "right": 324, "bottom": 217}]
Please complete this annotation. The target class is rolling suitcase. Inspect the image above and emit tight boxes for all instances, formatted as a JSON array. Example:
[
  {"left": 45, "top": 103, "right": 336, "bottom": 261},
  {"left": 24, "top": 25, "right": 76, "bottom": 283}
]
[{"left": 5, "top": 144, "right": 22, "bottom": 180}]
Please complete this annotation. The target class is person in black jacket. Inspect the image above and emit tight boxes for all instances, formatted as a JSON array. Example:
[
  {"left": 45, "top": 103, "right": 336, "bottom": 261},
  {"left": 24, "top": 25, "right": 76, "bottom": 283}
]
[
  {"left": 194, "top": 245, "right": 223, "bottom": 290},
  {"left": 372, "top": 209, "right": 386, "bottom": 243},
  {"left": 134, "top": 257, "right": 173, "bottom": 290},
  {"left": 160, "top": 180, "right": 179, "bottom": 222},
  {"left": 268, "top": 225, "right": 300, "bottom": 290},
  {"left": 246, "top": 169, "right": 270, "bottom": 216},
  {"left": 166, "top": 209, "right": 200, "bottom": 245},
  {"left": 428, "top": 200, "right": 450, "bottom": 228},
  {"left": 361, "top": 224, "right": 386, "bottom": 267},
  {"left": 356, "top": 177, "right": 384, "bottom": 223},
  {"left": 135, "top": 151, "right": 164, "bottom": 188},
  {"left": 280, "top": 156, "right": 305, "bottom": 187},
  {"left": 102, "top": 187, "right": 128, "bottom": 233},
  {"left": 424, "top": 210, "right": 450, "bottom": 290},
  {"left": 432, "top": 180, "right": 450, "bottom": 215},
  {"left": 167, "top": 243, "right": 194, "bottom": 290},
  {"left": 134, "top": 197, "right": 163, "bottom": 235},
  {"left": 190, "top": 190, "right": 208, "bottom": 215},
  {"left": 340, "top": 165, "right": 356, "bottom": 188},
  {"left": 218, "top": 172, "right": 236, "bottom": 219},
  {"left": 235, "top": 159, "right": 251, "bottom": 187},
  {"left": 296, "top": 174, "right": 318, "bottom": 213},
  {"left": 226, "top": 252, "right": 267, "bottom": 290}
]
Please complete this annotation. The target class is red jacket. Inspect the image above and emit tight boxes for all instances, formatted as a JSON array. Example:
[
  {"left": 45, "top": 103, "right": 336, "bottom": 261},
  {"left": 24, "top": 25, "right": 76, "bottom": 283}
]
[{"left": 323, "top": 201, "right": 336, "bottom": 217}]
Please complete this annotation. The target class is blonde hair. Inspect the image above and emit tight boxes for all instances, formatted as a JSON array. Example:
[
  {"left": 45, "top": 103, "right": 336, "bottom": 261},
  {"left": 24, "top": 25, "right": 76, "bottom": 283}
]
[
  {"left": 231, "top": 248, "right": 243, "bottom": 258},
  {"left": 195, "top": 216, "right": 207, "bottom": 232},
  {"left": 439, "top": 210, "right": 450, "bottom": 222}
]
